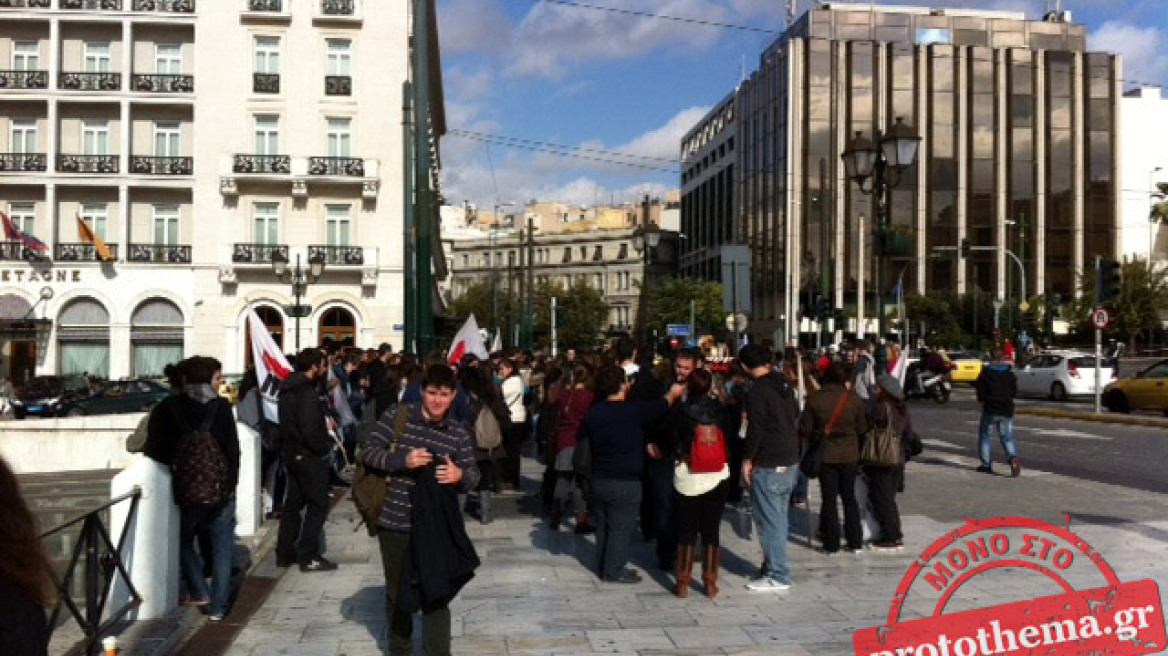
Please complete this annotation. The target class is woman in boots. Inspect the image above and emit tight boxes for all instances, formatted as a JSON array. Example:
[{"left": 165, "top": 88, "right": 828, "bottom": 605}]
[
  {"left": 459, "top": 364, "right": 509, "bottom": 524},
  {"left": 670, "top": 368, "right": 730, "bottom": 598},
  {"left": 549, "top": 362, "right": 594, "bottom": 532}
]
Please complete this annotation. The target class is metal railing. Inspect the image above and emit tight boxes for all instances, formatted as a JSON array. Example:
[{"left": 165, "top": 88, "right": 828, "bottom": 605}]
[
  {"left": 130, "top": 156, "right": 192, "bottom": 175},
  {"left": 60, "top": 0, "right": 121, "bottom": 8},
  {"left": 59, "top": 72, "right": 121, "bottom": 91},
  {"left": 248, "top": 0, "right": 279, "bottom": 9},
  {"left": 128, "top": 243, "right": 191, "bottom": 263},
  {"left": 308, "top": 156, "right": 363, "bottom": 176},
  {"left": 41, "top": 487, "right": 142, "bottom": 656},
  {"left": 0, "top": 152, "right": 48, "bottom": 171},
  {"left": 130, "top": 73, "right": 194, "bottom": 93},
  {"left": 232, "top": 154, "right": 289, "bottom": 174},
  {"left": 132, "top": 0, "right": 194, "bottom": 11},
  {"left": 57, "top": 154, "right": 119, "bottom": 174},
  {"left": 0, "top": 0, "right": 53, "bottom": 6},
  {"left": 232, "top": 242, "right": 287, "bottom": 264},
  {"left": 252, "top": 72, "right": 279, "bottom": 93},
  {"left": 309, "top": 244, "right": 364, "bottom": 265},
  {"left": 0, "top": 69, "right": 48, "bottom": 88},
  {"left": 321, "top": 0, "right": 353, "bottom": 15},
  {"left": 324, "top": 74, "right": 351, "bottom": 96},
  {"left": 56, "top": 242, "right": 118, "bottom": 261},
  {"left": 0, "top": 240, "right": 48, "bottom": 261}
]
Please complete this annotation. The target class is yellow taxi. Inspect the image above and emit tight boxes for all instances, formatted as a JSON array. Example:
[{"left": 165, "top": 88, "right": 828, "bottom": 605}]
[
  {"left": 1102, "top": 359, "right": 1168, "bottom": 414},
  {"left": 943, "top": 350, "right": 987, "bottom": 383}
]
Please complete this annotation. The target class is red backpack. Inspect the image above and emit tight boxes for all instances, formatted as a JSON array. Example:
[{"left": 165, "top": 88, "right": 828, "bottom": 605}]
[{"left": 689, "top": 423, "right": 727, "bottom": 473}]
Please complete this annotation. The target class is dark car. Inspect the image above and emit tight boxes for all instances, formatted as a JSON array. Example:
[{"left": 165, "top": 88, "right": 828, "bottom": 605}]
[
  {"left": 59, "top": 378, "right": 171, "bottom": 417},
  {"left": 12, "top": 374, "right": 93, "bottom": 419}
]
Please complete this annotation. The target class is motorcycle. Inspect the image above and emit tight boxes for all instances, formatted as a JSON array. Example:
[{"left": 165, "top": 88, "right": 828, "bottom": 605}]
[{"left": 904, "top": 364, "right": 952, "bottom": 404}]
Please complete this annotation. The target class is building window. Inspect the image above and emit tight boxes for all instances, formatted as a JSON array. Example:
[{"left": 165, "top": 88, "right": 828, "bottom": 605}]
[
  {"left": 80, "top": 204, "right": 108, "bottom": 241},
  {"left": 326, "top": 39, "right": 351, "bottom": 75},
  {"left": 8, "top": 203, "right": 35, "bottom": 235},
  {"left": 58, "top": 297, "right": 111, "bottom": 378},
  {"left": 326, "top": 117, "right": 351, "bottom": 157},
  {"left": 326, "top": 204, "right": 350, "bottom": 245},
  {"left": 153, "top": 205, "right": 179, "bottom": 245},
  {"left": 593, "top": 273, "right": 603, "bottom": 290},
  {"left": 461, "top": 254, "right": 468, "bottom": 267},
  {"left": 562, "top": 247, "right": 571, "bottom": 263},
  {"left": 84, "top": 42, "right": 111, "bottom": 73},
  {"left": 154, "top": 121, "right": 180, "bottom": 157},
  {"left": 254, "top": 36, "right": 280, "bottom": 74},
  {"left": 131, "top": 298, "right": 184, "bottom": 377},
  {"left": 10, "top": 118, "right": 37, "bottom": 153},
  {"left": 82, "top": 120, "right": 110, "bottom": 156},
  {"left": 254, "top": 115, "right": 279, "bottom": 154},
  {"left": 155, "top": 43, "right": 182, "bottom": 74},
  {"left": 13, "top": 41, "right": 39, "bottom": 71},
  {"left": 253, "top": 203, "right": 279, "bottom": 244}
]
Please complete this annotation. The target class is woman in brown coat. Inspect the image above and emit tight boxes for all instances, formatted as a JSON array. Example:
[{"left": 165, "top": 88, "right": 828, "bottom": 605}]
[{"left": 798, "top": 362, "right": 868, "bottom": 554}]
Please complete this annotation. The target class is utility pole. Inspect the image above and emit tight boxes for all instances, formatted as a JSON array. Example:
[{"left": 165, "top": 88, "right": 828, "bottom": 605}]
[
  {"left": 411, "top": 0, "right": 435, "bottom": 354},
  {"left": 523, "top": 214, "right": 535, "bottom": 350},
  {"left": 401, "top": 80, "right": 416, "bottom": 353}
]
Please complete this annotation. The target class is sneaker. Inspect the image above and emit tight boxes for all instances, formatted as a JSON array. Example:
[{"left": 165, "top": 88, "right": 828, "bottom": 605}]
[
  {"left": 1009, "top": 458, "right": 1021, "bottom": 477},
  {"left": 602, "top": 570, "right": 642, "bottom": 584},
  {"left": 976, "top": 465, "right": 993, "bottom": 474},
  {"left": 843, "top": 546, "right": 864, "bottom": 555},
  {"left": 871, "top": 540, "right": 904, "bottom": 552},
  {"left": 746, "top": 576, "right": 791, "bottom": 591},
  {"left": 208, "top": 614, "right": 224, "bottom": 622},
  {"left": 180, "top": 595, "right": 209, "bottom": 607},
  {"left": 816, "top": 547, "right": 840, "bottom": 557},
  {"left": 300, "top": 557, "right": 338, "bottom": 572}
]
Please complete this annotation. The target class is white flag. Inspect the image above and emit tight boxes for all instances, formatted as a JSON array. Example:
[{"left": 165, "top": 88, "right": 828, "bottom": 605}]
[
  {"left": 891, "top": 346, "right": 908, "bottom": 386},
  {"left": 328, "top": 365, "right": 358, "bottom": 427},
  {"left": 447, "top": 313, "right": 489, "bottom": 364},
  {"left": 248, "top": 308, "right": 291, "bottom": 423},
  {"left": 490, "top": 329, "right": 502, "bottom": 353}
]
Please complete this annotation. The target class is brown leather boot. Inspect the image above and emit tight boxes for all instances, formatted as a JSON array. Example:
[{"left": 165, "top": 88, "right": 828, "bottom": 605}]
[
  {"left": 675, "top": 545, "right": 695, "bottom": 598},
  {"left": 702, "top": 544, "right": 721, "bottom": 598}
]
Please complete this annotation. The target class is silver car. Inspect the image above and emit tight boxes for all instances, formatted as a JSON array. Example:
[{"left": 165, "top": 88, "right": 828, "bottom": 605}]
[{"left": 1016, "top": 352, "right": 1116, "bottom": 400}]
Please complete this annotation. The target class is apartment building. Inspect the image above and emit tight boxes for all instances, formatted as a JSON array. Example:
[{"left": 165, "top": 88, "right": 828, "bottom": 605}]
[{"left": 0, "top": 0, "right": 416, "bottom": 385}]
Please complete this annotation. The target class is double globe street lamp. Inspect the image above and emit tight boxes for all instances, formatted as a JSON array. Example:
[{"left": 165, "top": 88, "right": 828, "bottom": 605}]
[
  {"left": 272, "top": 250, "right": 326, "bottom": 351},
  {"left": 841, "top": 117, "right": 920, "bottom": 367},
  {"left": 631, "top": 221, "right": 661, "bottom": 349}
]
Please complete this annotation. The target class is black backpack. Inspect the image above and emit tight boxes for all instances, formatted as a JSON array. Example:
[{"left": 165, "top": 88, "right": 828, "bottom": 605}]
[{"left": 171, "top": 400, "right": 230, "bottom": 507}]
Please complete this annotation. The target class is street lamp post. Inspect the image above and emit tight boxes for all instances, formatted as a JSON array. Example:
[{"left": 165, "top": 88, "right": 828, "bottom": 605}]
[
  {"left": 1151, "top": 166, "right": 1163, "bottom": 263},
  {"left": 841, "top": 117, "right": 921, "bottom": 369},
  {"left": 491, "top": 202, "right": 514, "bottom": 344},
  {"left": 272, "top": 251, "right": 325, "bottom": 351},
  {"left": 632, "top": 222, "right": 661, "bottom": 349}
]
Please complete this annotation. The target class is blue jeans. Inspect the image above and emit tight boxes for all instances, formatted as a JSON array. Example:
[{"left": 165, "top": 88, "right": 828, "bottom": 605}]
[
  {"left": 749, "top": 466, "right": 798, "bottom": 583},
  {"left": 978, "top": 413, "right": 1018, "bottom": 469},
  {"left": 592, "top": 478, "right": 642, "bottom": 580},
  {"left": 180, "top": 495, "right": 236, "bottom": 616}
]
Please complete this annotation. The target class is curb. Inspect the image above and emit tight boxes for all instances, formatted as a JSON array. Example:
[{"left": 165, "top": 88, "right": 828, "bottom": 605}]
[{"left": 1016, "top": 404, "right": 1168, "bottom": 427}]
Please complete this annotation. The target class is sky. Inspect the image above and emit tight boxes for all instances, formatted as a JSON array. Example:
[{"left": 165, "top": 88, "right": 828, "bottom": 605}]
[{"left": 435, "top": 0, "right": 1168, "bottom": 211}]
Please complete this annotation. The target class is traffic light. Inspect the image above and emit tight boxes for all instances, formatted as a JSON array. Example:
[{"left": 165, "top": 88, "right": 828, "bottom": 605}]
[
  {"left": 669, "top": 337, "right": 681, "bottom": 351},
  {"left": 1097, "top": 258, "right": 1122, "bottom": 301},
  {"left": 960, "top": 238, "right": 971, "bottom": 259}
]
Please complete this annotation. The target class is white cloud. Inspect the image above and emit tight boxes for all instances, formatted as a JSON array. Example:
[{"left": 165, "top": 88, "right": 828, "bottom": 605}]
[
  {"left": 1090, "top": 21, "right": 1168, "bottom": 88},
  {"left": 437, "top": 0, "right": 512, "bottom": 56}
]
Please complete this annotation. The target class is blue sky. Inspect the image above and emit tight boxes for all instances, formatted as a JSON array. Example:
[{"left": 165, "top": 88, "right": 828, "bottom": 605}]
[{"left": 436, "top": 0, "right": 1168, "bottom": 211}]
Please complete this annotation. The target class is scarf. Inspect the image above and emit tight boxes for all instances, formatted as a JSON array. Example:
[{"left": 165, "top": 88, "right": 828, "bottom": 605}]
[{"left": 185, "top": 383, "right": 218, "bottom": 405}]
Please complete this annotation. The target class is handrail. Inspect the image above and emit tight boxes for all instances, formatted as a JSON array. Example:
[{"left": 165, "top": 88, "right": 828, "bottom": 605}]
[{"left": 41, "top": 486, "right": 143, "bottom": 656}]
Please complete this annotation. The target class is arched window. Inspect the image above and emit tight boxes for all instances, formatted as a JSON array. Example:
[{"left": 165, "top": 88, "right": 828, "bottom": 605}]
[
  {"left": 319, "top": 306, "right": 355, "bottom": 348},
  {"left": 244, "top": 305, "right": 284, "bottom": 368},
  {"left": 131, "top": 298, "right": 184, "bottom": 377},
  {"left": 58, "top": 297, "right": 110, "bottom": 378}
]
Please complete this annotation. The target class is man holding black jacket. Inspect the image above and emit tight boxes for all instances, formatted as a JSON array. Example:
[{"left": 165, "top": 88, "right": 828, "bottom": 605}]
[{"left": 275, "top": 348, "right": 338, "bottom": 572}]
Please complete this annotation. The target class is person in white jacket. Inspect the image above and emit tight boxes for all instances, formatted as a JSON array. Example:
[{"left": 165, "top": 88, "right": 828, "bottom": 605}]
[{"left": 498, "top": 357, "right": 527, "bottom": 491}]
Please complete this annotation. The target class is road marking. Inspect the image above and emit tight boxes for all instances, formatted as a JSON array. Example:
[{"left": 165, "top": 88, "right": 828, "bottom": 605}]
[{"left": 959, "top": 420, "right": 1110, "bottom": 441}]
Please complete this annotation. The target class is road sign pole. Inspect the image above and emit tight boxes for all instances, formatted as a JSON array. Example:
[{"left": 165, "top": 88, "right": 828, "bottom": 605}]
[{"left": 1094, "top": 325, "right": 1102, "bottom": 414}]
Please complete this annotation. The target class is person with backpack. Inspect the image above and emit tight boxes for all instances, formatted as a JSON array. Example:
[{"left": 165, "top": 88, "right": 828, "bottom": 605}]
[
  {"left": 669, "top": 368, "right": 730, "bottom": 598},
  {"left": 458, "top": 364, "right": 509, "bottom": 524},
  {"left": 144, "top": 356, "right": 239, "bottom": 620}
]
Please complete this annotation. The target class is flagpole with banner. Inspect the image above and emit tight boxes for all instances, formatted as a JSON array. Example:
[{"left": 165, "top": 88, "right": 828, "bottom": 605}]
[
  {"left": 447, "top": 314, "right": 489, "bottom": 365},
  {"left": 76, "top": 213, "right": 114, "bottom": 261},
  {"left": 247, "top": 308, "right": 291, "bottom": 423}
]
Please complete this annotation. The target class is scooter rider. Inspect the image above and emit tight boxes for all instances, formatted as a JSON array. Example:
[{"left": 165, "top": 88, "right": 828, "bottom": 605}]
[{"left": 909, "top": 347, "right": 950, "bottom": 394}]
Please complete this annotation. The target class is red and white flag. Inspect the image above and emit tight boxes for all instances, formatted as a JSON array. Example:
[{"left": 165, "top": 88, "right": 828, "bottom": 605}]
[
  {"left": 447, "top": 314, "right": 489, "bottom": 365},
  {"left": 248, "top": 308, "right": 291, "bottom": 422}
]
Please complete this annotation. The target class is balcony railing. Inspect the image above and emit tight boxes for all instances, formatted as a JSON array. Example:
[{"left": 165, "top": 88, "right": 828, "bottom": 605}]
[
  {"left": 253, "top": 72, "right": 279, "bottom": 93},
  {"left": 130, "top": 156, "right": 192, "bottom": 175},
  {"left": 60, "top": 0, "right": 122, "bottom": 9},
  {"left": 56, "top": 242, "right": 119, "bottom": 261},
  {"left": 0, "top": 69, "right": 47, "bottom": 89},
  {"left": 128, "top": 243, "right": 191, "bottom": 263},
  {"left": 59, "top": 71, "right": 121, "bottom": 91},
  {"left": 232, "top": 154, "right": 289, "bottom": 174},
  {"left": 308, "top": 156, "right": 363, "bottom": 177},
  {"left": 321, "top": 0, "right": 353, "bottom": 15},
  {"left": 0, "top": 153, "right": 47, "bottom": 172},
  {"left": 0, "top": 241, "right": 48, "bottom": 261},
  {"left": 57, "top": 154, "right": 119, "bottom": 173},
  {"left": 0, "top": 0, "right": 52, "bottom": 7},
  {"left": 324, "top": 75, "right": 351, "bottom": 96},
  {"left": 232, "top": 242, "right": 287, "bottom": 264},
  {"left": 131, "top": 73, "right": 194, "bottom": 93},
  {"left": 132, "top": 0, "right": 194, "bottom": 11},
  {"left": 309, "top": 244, "right": 363, "bottom": 266},
  {"left": 248, "top": 0, "right": 280, "bottom": 10}
]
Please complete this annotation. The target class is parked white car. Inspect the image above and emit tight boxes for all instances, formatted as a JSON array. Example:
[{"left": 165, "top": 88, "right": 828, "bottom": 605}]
[{"left": 1015, "top": 352, "right": 1116, "bottom": 400}]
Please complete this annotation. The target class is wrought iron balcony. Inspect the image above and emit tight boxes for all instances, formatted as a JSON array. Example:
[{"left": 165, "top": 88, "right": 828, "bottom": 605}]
[
  {"left": 59, "top": 71, "right": 121, "bottom": 91},
  {"left": 325, "top": 75, "right": 351, "bottom": 96},
  {"left": 232, "top": 242, "right": 287, "bottom": 264},
  {"left": 232, "top": 154, "right": 289, "bottom": 174},
  {"left": 248, "top": 0, "right": 280, "bottom": 11},
  {"left": 60, "top": 0, "right": 121, "bottom": 9},
  {"left": 0, "top": 70, "right": 47, "bottom": 89},
  {"left": 0, "top": 241, "right": 48, "bottom": 262},
  {"left": 308, "top": 156, "right": 363, "bottom": 177},
  {"left": 0, "top": 153, "right": 47, "bottom": 172},
  {"left": 55, "top": 242, "right": 118, "bottom": 262},
  {"left": 309, "top": 244, "right": 363, "bottom": 266},
  {"left": 57, "top": 154, "right": 118, "bottom": 173},
  {"left": 131, "top": 73, "right": 194, "bottom": 93},
  {"left": 0, "top": 0, "right": 52, "bottom": 7},
  {"left": 132, "top": 0, "right": 194, "bottom": 11},
  {"left": 130, "top": 156, "right": 192, "bottom": 175},
  {"left": 128, "top": 243, "right": 191, "bottom": 263},
  {"left": 253, "top": 72, "right": 279, "bottom": 93},
  {"left": 321, "top": 0, "right": 353, "bottom": 15}
]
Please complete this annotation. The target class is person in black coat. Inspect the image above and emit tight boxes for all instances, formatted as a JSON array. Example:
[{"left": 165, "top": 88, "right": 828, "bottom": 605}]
[{"left": 0, "top": 456, "right": 55, "bottom": 656}]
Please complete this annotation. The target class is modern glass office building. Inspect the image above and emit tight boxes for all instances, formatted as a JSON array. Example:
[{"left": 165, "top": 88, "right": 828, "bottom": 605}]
[{"left": 680, "top": 4, "right": 1120, "bottom": 344}]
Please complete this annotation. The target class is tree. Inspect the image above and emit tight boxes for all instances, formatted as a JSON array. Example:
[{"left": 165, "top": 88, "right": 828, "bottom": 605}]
[
  {"left": 529, "top": 278, "right": 609, "bottom": 351},
  {"left": 446, "top": 278, "right": 516, "bottom": 337},
  {"left": 643, "top": 277, "right": 723, "bottom": 345},
  {"left": 1068, "top": 258, "right": 1168, "bottom": 351},
  {"left": 1150, "top": 182, "right": 1168, "bottom": 223}
]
